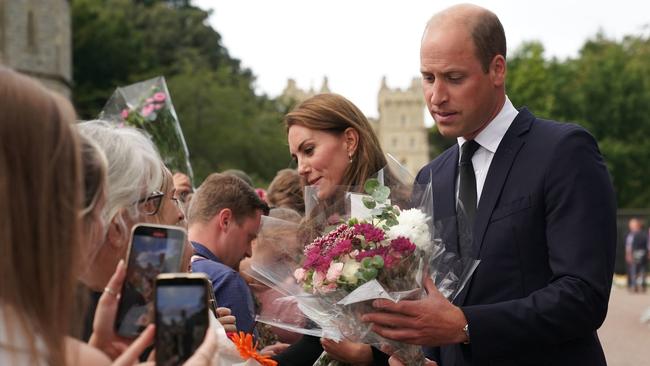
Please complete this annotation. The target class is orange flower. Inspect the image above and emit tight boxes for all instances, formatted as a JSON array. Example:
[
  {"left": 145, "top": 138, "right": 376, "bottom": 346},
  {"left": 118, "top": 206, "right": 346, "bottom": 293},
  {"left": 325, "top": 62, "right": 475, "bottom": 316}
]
[{"left": 229, "top": 331, "right": 278, "bottom": 366}]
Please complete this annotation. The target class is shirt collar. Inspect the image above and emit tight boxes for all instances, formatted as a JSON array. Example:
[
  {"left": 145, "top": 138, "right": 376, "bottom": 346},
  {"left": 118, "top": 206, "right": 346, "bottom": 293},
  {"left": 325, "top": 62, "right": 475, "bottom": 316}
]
[
  {"left": 191, "top": 241, "right": 222, "bottom": 263},
  {"left": 457, "top": 96, "right": 519, "bottom": 153}
]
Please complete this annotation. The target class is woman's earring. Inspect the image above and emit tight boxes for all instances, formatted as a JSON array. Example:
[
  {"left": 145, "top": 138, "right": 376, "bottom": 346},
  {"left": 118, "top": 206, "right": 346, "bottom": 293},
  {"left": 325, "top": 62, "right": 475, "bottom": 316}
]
[{"left": 348, "top": 153, "right": 353, "bottom": 164}]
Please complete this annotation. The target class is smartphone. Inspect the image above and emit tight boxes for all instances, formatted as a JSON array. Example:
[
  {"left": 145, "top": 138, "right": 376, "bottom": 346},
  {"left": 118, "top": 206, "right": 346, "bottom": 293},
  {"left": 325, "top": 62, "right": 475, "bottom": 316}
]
[
  {"left": 155, "top": 273, "right": 211, "bottom": 366},
  {"left": 114, "top": 224, "right": 187, "bottom": 338}
]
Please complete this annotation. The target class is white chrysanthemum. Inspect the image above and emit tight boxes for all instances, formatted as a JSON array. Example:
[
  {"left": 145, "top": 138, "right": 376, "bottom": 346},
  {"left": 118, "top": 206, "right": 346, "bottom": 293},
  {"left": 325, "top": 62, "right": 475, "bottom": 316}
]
[{"left": 387, "top": 208, "right": 432, "bottom": 251}]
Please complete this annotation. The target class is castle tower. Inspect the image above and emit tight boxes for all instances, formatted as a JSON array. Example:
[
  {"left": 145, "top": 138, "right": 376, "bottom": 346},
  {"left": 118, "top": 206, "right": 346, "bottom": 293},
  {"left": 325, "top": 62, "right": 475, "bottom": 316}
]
[
  {"left": 375, "top": 77, "right": 429, "bottom": 176},
  {"left": 0, "top": 0, "right": 72, "bottom": 97}
]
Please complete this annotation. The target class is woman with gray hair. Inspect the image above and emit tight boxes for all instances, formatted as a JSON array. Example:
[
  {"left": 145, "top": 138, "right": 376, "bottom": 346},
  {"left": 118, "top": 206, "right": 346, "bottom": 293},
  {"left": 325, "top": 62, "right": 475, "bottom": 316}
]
[{"left": 77, "top": 120, "right": 186, "bottom": 293}]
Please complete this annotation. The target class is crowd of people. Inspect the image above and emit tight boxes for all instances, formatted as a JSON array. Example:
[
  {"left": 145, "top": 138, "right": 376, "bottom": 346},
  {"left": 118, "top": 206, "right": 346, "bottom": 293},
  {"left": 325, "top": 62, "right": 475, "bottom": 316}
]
[{"left": 1, "top": 4, "right": 619, "bottom": 366}]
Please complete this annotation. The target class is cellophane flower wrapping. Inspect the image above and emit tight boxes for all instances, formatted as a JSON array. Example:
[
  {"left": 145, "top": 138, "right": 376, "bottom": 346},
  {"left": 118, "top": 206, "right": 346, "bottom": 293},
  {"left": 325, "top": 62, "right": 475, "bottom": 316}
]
[
  {"left": 99, "top": 76, "right": 194, "bottom": 181},
  {"left": 248, "top": 156, "right": 479, "bottom": 366}
]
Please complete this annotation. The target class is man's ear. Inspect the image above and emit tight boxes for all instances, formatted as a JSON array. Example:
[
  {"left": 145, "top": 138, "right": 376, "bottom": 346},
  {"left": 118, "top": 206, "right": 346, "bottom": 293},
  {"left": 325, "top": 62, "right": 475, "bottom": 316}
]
[
  {"left": 216, "top": 208, "right": 233, "bottom": 232},
  {"left": 490, "top": 54, "right": 506, "bottom": 87},
  {"left": 343, "top": 127, "right": 360, "bottom": 156}
]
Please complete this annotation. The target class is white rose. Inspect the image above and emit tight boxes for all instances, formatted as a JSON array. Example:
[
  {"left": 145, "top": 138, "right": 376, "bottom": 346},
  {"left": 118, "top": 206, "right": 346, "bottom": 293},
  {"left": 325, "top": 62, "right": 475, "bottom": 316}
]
[{"left": 341, "top": 260, "right": 362, "bottom": 284}]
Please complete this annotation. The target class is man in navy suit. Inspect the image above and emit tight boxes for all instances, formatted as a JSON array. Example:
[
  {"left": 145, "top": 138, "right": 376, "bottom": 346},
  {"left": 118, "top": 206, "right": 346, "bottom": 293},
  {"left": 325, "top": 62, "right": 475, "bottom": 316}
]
[{"left": 363, "top": 4, "right": 616, "bottom": 365}]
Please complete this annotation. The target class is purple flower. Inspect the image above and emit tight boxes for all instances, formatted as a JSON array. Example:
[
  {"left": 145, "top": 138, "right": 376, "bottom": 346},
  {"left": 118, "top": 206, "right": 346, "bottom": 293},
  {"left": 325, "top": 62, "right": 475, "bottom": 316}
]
[
  {"left": 353, "top": 223, "right": 385, "bottom": 242},
  {"left": 390, "top": 237, "right": 416, "bottom": 253}
]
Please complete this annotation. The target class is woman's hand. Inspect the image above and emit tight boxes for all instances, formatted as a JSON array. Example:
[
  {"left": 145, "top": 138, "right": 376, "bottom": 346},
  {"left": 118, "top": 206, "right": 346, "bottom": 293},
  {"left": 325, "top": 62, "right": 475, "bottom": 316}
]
[
  {"left": 110, "top": 324, "right": 155, "bottom": 366},
  {"left": 182, "top": 327, "right": 218, "bottom": 365},
  {"left": 89, "top": 259, "right": 133, "bottom": 359},
  {"left": 320, "top": 339, "right": 373, "bottom": 365},
  {"left": 260, "top": 342, "right": 290, "bottom": 356},
  {"left": 216, "top": 307, "right": 237, "bottom": 333}
]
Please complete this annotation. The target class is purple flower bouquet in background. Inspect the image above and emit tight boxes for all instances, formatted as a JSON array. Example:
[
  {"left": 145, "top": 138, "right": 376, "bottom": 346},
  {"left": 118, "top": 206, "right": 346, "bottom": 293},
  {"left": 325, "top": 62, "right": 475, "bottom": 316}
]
[{"left": 99, "top": 76, "right": 194, "bottom": 181}]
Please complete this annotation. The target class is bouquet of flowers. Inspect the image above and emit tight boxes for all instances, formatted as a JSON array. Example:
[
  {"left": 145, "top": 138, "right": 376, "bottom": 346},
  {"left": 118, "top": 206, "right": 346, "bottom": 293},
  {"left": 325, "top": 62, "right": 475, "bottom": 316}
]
[
  {"left": 248, "top": 160, "right": 479, "bottom": 366},
  {"left": 99, "top": 76, "right": 194, "bottom": 181}
]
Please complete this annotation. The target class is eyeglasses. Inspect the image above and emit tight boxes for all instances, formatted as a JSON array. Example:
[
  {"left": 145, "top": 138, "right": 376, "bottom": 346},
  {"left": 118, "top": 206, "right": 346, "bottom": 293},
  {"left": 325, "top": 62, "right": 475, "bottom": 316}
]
[
  {"left": 136, "top": 191, "right": 165, "bottom": 216},
  {"left": 136, "top": 190, "right": 183, "bottom": 216}
]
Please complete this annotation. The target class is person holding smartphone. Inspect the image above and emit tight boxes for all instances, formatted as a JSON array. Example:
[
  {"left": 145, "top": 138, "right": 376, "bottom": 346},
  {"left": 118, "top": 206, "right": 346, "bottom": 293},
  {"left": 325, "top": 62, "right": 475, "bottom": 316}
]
[{"left": 188, "top": 173, "right": 270, "bottom": 336}]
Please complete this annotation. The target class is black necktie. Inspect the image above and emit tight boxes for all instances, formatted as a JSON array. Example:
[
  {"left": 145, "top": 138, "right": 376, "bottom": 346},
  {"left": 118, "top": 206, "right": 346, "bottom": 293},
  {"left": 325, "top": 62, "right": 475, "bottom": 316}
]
[{"left": 457, "top": 140, "right": 480, "bottom": 257}]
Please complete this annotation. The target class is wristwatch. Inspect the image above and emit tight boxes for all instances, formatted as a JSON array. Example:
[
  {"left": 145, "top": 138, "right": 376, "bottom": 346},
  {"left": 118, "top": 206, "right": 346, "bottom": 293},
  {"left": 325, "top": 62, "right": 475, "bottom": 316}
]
[{"left": 462, "top": 323, "right": 470, "bottom": 344}]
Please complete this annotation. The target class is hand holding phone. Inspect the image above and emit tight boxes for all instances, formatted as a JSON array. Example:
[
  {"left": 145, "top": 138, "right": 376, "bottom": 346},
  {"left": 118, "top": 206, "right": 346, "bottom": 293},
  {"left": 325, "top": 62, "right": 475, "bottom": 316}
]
[
  {"left": 114, "top": 224, "right": 187, "bottom": 338},
  {"left": 155, "top": 273, "right": 211, "bottom": 366}
]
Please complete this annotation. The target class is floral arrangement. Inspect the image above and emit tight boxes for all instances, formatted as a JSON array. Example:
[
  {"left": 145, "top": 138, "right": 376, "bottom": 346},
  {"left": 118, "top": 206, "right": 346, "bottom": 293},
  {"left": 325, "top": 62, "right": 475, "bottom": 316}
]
[
  {"left": 228, "top": 332, "right": 278, "bottom": 366},
  {"left": 294, "top": 179, "right": 431, "bottom": 295},
  {"left": 99, "top": 76, "right": 194, "bottom": 181}
]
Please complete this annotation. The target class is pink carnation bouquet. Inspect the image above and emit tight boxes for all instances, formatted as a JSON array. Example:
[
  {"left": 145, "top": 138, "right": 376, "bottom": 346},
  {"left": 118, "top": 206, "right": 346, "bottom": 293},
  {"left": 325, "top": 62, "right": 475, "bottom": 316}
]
[
  {"left": 248, "top": 162, "right": 479, "bottom": 366},
  {"left": 99, "top": 76, "right": 194, "bottom": 181}
]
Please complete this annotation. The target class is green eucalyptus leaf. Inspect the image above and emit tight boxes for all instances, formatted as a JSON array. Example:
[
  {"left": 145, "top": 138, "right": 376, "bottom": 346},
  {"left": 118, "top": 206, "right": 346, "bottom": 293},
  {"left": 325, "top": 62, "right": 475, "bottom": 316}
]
[
  {"left": 362, "top": 196, "right": 377, "bottom": 209},
  {"left": 364, "top": 178, "right": 380, "bottom": 194},
  {"left": 372, "top": 186, "right": 390, "bottom": 202},
  {"left": 372, "top": 255, "right": 384, "bottom": 268},
  {"left": 362, "top": 257, "right": 372, "bottom": 268},
  {"left": 363, "top": 267, "right": 378, "bottom": 280}
]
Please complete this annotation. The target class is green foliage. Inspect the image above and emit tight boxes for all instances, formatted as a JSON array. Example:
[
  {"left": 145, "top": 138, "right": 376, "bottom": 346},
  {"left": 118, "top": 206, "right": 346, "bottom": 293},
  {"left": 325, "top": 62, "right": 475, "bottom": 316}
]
[
  {"left": 507, "top": 35, "right": 650, "bottom": 208},
  {"left": 72, "top": 0, "right": 288, "bottom": 185}
]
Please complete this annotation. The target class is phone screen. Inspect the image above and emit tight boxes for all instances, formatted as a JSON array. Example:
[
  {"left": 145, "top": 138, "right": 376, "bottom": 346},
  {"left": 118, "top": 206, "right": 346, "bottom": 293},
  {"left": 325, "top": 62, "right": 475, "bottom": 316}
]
[
  {"left": 114, "top": 224, "right": 186, "bottom": 338},
  {"left": 155, "top": 278, "right": 209, "bottom": 366}
]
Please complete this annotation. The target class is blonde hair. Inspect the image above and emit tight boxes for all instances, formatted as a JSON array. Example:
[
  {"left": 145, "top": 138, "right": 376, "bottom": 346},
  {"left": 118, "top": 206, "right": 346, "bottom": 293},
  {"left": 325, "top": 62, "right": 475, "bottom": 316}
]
[{"left": 0, "top": 67, "right": 82, "bottom": 365}]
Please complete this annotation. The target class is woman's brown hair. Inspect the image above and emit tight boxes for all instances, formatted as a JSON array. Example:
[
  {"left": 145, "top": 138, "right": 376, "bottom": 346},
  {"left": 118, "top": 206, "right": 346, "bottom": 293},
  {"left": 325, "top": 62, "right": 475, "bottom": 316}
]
[
  {"left": 0, "top": 68, "right": 82, "bottom": 365},
  {"left": 284, "top": 93, "right": 388, "bottom": 191}
]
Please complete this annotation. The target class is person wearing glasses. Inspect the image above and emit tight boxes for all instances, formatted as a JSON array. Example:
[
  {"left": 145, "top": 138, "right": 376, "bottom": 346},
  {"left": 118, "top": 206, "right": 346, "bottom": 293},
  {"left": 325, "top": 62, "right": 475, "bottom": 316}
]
[{"left": 77, "top": 120, "right": 186, "bottom": 342}]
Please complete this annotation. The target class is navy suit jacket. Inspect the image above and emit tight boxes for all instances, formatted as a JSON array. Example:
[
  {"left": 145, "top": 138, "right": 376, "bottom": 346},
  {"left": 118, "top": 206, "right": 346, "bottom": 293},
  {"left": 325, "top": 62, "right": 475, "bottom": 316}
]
[{"left": 416, "top": 109, "right": 616, "bottom": 366}]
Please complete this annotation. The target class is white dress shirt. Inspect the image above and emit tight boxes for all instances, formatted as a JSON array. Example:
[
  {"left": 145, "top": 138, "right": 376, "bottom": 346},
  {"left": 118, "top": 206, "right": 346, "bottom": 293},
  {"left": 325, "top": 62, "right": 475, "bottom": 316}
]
[{"left": 457, "top": 96, "right": 519, "bottom": 206}]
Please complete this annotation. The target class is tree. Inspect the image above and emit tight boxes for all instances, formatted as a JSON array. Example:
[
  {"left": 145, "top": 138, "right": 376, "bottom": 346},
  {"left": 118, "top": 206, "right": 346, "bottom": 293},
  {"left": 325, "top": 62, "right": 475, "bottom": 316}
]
[{"left": 72, "top": 0, "right": 289, "bottom": 185}]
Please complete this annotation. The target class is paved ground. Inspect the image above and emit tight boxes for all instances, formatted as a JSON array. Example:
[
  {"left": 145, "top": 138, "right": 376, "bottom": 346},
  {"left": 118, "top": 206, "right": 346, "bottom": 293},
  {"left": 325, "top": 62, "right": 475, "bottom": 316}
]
[{"left": 598, "top": 281, "right": 650, "bottom": 366}]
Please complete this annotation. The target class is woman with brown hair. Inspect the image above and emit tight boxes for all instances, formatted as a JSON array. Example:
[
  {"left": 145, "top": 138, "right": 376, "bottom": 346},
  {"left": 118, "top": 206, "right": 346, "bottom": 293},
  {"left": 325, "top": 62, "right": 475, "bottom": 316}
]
[
  {"left": 0, "top": 67, "right": 113, "bottom": 365},
  {"left": 273, "top": 93, "right": 397, "bottom": 365}
]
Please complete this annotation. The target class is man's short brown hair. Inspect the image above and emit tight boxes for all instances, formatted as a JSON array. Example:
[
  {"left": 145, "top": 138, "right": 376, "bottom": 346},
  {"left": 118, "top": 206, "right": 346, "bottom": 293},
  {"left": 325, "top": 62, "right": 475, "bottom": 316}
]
[{"left": 188, "top": 173, "right": 269, "bottom": 225}]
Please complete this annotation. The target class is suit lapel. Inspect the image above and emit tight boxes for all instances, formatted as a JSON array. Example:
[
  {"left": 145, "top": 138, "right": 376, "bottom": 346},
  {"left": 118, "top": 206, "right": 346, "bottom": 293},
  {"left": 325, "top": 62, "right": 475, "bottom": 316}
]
[
  {"left": 454, "top": 109, "right": 533, "bottom": 306},
  {"left": 432, "top": 146, "right": 460, "bottom": 254},
  {"left": 472, "top": 109, "right": 533, "bottom": 257}
]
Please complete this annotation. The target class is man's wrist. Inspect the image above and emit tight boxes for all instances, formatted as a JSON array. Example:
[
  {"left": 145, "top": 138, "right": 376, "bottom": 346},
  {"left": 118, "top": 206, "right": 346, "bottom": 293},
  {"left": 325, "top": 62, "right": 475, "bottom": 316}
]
[{"left": 462, "top": 323, "right": 470, "bottom": 344}]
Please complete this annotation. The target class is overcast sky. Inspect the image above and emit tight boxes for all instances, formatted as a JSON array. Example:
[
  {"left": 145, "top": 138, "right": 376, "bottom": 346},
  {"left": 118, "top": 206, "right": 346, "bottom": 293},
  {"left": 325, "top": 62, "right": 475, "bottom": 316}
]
[{"left": 194, "top": 0, "right": 649, "bottom": 122}]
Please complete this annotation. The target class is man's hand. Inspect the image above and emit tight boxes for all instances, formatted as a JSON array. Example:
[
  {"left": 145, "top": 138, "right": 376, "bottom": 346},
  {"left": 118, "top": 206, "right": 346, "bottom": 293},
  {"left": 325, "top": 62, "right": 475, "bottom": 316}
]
[
  {"left": 388, "top": 354, "right": 438, "bottom": 366},
  {"left": 320, "top": 339, "right": 373, "bottom": 365},
  {"left": 362, "top": 277, "right": 468, "bottom": 346},
  {"left": 215, "top": 307, "right": 237, "bottom": 333}
]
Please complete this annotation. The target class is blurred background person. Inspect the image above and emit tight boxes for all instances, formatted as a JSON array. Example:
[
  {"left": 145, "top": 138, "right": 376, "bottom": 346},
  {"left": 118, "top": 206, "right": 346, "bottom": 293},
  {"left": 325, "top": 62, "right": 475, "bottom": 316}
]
[
  {"left": 266, "top": 169, "right": 305, "bottom": 214},
  {"left": 626, "top": 217, "right": 649, "bottom": 293}
]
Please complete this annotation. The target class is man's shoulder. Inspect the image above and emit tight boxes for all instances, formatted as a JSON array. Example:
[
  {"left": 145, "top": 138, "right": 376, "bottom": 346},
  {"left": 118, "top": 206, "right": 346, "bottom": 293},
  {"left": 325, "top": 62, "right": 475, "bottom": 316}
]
[
  {"left": 191, "top": 258, "right": 237, "bottom": 280},
  {"left": 416, "top": 145, "right": 457, "bottom": 183}
]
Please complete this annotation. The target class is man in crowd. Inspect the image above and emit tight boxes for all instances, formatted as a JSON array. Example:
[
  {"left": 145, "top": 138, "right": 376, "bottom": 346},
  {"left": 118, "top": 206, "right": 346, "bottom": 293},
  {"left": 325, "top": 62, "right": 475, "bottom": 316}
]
[
  {"left": 188, "top": 173, "right": 269, "bottom": 335},
  {"left": 364, "top": 4, "right": 616, "bottom": 365}
]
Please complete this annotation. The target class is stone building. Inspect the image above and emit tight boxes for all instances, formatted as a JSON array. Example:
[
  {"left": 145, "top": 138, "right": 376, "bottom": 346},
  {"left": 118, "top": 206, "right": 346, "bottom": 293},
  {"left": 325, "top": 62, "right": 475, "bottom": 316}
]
[
  {"left": 280, "top": 76, "right": 429, "bottom": 176},
  {"left": 0, "top": 0, "right": 72, "bottom": 97}
]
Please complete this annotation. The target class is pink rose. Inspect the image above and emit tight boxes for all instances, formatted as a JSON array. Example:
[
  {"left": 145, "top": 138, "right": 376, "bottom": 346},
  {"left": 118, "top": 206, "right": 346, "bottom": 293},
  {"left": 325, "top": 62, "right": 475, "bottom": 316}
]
[
  {"left": 312, "top": 271, "right": 325, "bottom": 289},
  {"left": 294, "top": 268, "right": 306, "bottom": 282},
  {"left": 153, "top": 92, "right": 166, "bottom": 102},
  {"left": 141, "top": 104, "right": 155, "bottom": 117},
  {"left": 154, "top": 103, "right": 163, "bottom": 110},
  {"left": 326, "top": 262, "right": 344, "bottom": 282},
  {"left": 120, "top": 109, "right": 129, "bottom": 119}
]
